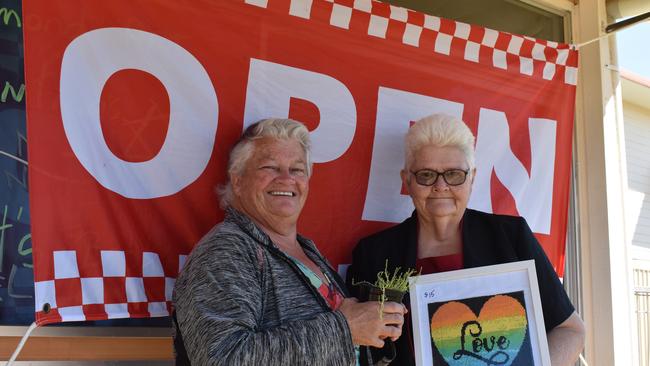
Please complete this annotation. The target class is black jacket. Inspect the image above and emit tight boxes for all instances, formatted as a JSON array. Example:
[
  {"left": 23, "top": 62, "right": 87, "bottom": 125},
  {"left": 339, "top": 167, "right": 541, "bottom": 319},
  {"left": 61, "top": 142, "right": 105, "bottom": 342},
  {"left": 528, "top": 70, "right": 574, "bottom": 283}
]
[{"left": 346, "top": 209, "right": 575, "bottom": 366}]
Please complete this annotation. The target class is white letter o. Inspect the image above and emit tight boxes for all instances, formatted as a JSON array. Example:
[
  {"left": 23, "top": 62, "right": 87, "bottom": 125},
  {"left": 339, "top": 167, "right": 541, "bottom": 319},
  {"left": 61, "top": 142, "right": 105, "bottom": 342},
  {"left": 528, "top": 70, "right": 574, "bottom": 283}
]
[{"left": 60, "top": 28, "right": 218, "bottom": 199}]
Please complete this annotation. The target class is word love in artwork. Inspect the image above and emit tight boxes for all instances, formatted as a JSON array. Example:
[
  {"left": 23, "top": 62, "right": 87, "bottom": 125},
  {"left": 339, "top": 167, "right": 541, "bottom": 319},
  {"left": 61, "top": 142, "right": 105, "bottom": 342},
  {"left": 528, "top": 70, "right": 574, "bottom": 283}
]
[
  {"left": 430, "top": 295, "right": 528, "bottom": 366},
  {"left": 454, "top": 320, "right": 511, "bottom": 365}
]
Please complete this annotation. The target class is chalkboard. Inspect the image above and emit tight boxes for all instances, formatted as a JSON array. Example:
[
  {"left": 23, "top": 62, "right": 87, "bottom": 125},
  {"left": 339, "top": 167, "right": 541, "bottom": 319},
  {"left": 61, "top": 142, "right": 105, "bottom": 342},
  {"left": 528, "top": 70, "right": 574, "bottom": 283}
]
[
  {"left": 0, "top": 0, "right": 32, "bottom": 326},
  {"left": 0, "top": 1, "right": 169, "bottom": 327}
]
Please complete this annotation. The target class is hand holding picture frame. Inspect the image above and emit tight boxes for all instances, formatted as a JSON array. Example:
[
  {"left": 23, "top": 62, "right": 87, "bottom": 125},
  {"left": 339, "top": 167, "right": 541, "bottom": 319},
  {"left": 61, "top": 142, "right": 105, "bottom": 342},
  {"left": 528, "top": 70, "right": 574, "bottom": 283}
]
[{"left": 408, "top": 260, "right": 551, "bottom": 366}]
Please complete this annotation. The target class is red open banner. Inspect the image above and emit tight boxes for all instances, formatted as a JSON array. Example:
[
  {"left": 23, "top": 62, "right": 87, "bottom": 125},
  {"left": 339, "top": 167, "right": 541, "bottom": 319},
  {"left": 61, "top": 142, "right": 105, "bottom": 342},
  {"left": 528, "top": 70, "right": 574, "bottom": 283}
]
[{"left": 23, "top": 0, "right": 578, "bottom": 325}]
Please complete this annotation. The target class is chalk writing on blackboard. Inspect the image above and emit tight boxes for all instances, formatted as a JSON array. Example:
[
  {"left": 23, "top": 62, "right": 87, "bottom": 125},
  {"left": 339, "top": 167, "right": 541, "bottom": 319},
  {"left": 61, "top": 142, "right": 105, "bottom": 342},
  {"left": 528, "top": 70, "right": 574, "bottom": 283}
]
[
  {"left": 0, "top": 7, "right": 21, "bottom": 27},
  {"left": 3, "top": 131, "right": 28, "bottom": 189},
  {"left": 1, "top": 81, "right": 25, "bottom": 103},
  {"left": 1, "top": 205, "right": 31, "bottom": 270},
  {"left": 0, "top": 206, "right": 32, "bottom": 306}
]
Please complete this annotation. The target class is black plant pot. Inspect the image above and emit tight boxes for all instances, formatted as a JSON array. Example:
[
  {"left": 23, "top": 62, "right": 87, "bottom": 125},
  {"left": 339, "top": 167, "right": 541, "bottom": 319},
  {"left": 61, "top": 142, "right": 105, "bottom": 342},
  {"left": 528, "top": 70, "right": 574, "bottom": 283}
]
[
  {"left": 354, "top": 282, "right": 406, "bottom": 366},
  {"left": 355, "top": 282, "right": 406, "bottom": 303}
]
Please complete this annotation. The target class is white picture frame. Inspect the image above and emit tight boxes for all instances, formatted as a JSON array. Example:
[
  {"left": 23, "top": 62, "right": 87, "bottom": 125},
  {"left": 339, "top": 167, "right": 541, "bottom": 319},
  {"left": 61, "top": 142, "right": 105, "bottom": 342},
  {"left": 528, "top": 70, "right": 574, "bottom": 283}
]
[{"left": 408, "top": 260, "right": 551, "bottom": 366}]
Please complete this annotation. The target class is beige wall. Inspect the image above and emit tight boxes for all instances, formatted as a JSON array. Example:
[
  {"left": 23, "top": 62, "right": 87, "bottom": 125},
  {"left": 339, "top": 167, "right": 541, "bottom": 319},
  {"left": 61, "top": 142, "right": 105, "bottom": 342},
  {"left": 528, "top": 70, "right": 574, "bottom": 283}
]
[
  {"left": 622, "top": 76, "right": 650, "bottom": 364},
  {"left": 623, "top": 99, "right": 650, "bottom": 258}
]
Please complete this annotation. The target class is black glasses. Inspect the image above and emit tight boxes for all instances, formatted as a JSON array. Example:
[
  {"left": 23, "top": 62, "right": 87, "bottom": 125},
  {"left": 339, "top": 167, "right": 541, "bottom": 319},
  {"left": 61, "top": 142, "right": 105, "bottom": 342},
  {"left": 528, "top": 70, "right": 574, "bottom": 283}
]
[{"left": 410, "top": 169, "right": 469, "bottom": 186}]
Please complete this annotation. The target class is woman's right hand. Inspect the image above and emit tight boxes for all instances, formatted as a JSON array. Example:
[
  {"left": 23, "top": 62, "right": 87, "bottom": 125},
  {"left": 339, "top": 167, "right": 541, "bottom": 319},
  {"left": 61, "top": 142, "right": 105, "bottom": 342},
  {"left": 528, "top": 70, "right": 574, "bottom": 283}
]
[{"left": 338, "top": 297, "right": 407, "bottom": 348}]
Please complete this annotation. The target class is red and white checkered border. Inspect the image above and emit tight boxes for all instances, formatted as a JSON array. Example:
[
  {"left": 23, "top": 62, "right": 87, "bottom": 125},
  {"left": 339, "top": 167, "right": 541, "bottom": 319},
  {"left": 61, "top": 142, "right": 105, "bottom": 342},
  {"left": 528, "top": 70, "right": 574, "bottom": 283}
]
[
  {"left": 244, "top": 0, "right": 578, "bottom": 85},
  {"left": 34, "top": 250, "right": 188, "bottom": 324}
]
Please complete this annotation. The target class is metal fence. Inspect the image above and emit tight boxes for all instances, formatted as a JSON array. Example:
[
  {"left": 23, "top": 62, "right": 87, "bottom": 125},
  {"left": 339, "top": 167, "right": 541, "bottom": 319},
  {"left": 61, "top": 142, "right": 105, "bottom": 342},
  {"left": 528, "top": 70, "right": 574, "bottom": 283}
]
[{"left": 635, "top": 268, "right": 650, "bottom": 366}]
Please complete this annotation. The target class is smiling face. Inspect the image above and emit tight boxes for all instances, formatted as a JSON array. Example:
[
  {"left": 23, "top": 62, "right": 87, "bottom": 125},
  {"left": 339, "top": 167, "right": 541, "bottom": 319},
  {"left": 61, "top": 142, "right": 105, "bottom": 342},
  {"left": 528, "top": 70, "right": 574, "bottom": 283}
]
[
  {"left": 231, "top": 137, "right": 309, "bottom": 234},
  {"left": 401, "top": 145, "right": 474, "bottom": 224}
]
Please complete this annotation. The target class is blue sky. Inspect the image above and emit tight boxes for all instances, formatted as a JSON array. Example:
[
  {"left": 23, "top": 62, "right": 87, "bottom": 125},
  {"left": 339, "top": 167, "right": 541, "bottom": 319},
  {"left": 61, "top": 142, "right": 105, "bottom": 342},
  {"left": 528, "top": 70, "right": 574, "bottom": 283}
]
[{"left": 616, "top": 21, "right": 650, "bottom": 78}]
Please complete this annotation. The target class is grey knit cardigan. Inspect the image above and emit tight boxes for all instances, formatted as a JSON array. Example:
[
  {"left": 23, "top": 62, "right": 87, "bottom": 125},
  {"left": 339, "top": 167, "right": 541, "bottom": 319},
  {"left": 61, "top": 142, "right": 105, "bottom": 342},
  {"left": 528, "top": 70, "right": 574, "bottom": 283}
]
[{"left": 173, "top": 207, "right": 357, "bottom": 365}]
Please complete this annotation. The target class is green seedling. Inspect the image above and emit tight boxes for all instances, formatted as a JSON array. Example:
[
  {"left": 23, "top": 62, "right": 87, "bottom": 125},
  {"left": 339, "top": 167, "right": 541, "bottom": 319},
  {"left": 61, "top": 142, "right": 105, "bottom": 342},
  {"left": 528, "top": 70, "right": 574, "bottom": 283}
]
[{"left": 365, "top": 260, "right": 420, "bottom": 318}]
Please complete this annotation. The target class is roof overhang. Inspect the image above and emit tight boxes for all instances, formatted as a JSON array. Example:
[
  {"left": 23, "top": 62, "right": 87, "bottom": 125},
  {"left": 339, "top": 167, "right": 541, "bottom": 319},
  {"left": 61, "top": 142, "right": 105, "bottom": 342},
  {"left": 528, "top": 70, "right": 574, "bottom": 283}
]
[
  {"left": 621, "top": 69, "right": 650, "bottom": 110},
  {"left": 607, "top": 0, "right": 650, "bottom": 19}
]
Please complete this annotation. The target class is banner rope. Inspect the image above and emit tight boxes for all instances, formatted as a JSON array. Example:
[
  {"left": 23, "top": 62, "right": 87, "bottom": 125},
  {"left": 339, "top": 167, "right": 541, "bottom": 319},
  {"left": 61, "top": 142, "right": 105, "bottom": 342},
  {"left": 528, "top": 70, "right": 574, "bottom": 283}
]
[
  {"left": 0, "top": 150, "right": 28, "bottom": 166},
  {"left": 5, "top": 321, "right": 38, "bottom": 366},
  {"left": 574, "top": 33, "right": 611, "bottom": 49},
  {"left": 579, "top": 353, "right": 589, "bottom": 366},
  {"left": 574, "top": 10, "right": 650, "bottom": 49}
]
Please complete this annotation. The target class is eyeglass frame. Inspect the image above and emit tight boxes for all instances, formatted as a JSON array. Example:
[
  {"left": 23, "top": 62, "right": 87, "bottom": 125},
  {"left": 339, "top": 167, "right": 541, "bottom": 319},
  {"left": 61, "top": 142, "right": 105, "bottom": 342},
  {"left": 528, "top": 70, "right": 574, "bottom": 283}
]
[{"left": 409, "top": 168, "right": 470, "bottom": 186}]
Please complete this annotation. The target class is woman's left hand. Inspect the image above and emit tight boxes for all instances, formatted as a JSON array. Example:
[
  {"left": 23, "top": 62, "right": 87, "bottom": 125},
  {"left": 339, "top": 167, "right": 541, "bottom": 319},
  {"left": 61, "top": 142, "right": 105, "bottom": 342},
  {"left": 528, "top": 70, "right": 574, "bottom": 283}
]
[{"left": 339, "top": 297, "right": 407, "bottom": 347}]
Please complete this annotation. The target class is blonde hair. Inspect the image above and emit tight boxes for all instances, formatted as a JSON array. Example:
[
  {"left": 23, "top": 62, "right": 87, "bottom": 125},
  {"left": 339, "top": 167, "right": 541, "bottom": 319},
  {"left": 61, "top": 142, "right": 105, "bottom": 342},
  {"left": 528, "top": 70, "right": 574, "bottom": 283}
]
[
  {"left": 218, "top": 118, "right": 312, "bottom": 208},
  {"left": 404, "top": 114, "right": 475, "bottom": 170}
]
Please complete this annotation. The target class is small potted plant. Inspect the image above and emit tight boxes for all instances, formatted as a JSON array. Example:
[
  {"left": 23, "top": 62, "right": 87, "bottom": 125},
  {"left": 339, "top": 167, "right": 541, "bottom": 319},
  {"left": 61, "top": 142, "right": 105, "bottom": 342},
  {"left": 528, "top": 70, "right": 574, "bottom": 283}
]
[
  {"left": 354, "top": 261, "right": 417, "bottom": 311},
  {"left": 353, "top": 261, "right": 419, "bottom": 365}
]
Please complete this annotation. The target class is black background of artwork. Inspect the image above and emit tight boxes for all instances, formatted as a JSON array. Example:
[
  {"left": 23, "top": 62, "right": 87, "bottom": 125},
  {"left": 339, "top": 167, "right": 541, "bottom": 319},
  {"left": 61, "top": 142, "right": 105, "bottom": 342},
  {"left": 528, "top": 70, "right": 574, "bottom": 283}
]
[
  {"left": 427, "top": 291, "right": 534, "bottom": 366},
  {"left": 0, "top": 0, "right": 169, "bottom": 327}
]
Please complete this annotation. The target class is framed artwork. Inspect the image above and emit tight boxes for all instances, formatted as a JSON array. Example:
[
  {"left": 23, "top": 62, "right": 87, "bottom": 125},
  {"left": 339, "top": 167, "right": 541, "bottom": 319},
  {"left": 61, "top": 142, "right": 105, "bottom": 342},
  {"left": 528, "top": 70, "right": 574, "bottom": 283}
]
[{"left": 408, "top": 260, "right": 550, "bottom": 366}]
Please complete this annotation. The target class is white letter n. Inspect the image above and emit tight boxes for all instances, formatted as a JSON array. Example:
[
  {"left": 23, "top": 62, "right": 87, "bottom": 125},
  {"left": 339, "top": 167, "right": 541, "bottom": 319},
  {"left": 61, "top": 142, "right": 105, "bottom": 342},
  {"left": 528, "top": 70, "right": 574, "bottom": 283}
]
[{"left": 468, "top": 108, "right": 556, "bottom": 234}]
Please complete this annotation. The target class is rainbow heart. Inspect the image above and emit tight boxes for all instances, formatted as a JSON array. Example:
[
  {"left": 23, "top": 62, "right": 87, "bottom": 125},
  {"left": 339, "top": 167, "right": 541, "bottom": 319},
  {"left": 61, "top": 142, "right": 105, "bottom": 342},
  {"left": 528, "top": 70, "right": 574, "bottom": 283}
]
[{"left": 430, "top": 295, "right": 528, "bottom": 366}]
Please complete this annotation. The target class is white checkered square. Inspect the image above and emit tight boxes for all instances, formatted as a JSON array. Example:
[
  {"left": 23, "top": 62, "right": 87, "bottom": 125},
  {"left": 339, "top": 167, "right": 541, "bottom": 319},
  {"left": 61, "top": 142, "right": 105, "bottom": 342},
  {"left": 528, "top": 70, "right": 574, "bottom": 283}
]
[
  {"left": 126, "top": 277, "right": 147, "bottom": 302},
  {"left": 101, "top": 250, "right": 126, "bottom": 277},
  {"left": 565, "top": 66, "right": 578, "bottom": 85},
  {"left": 148, "top": 302, "right": 169, "bottom": 317},
  {"left": 330, "top": 4, "right": 352, "bottom": 29},
  {"left": 353, "top": 0, "right": 371, "bottom": 12},
  {"left": 34, "top": 280, "right": 56, "bottom": 311},
  {"left": 464, "top": 41, "right": 480, "bottom": 63},
  {"left": 291, "top": 0, "right": 577, "bottom": 85},
  {"left": 59, "top": 306, "right": 85, "bottom": 322},
  {"left": 520, "top": 57, "right": 533, "bottom": 76},
  {"left": 543, "top": 62, "right": 556, "bottom": 80},
  {"left": 143, "top": 252, "right": 164, "bottom": 277},
  {"left": 507, "top": 35, "right": 524, "bottom": 54},
  {"left": 106, "top": 303, "right": 129, "bottom": 319},
  {"left": 423, "top": 15, "right": 440, "bottom": 31},
  {"left": 289, "top": 0, "right": 312, "bottom": 19},
  {"left": 434, "top": 33, "right": 452, "bottom": 55},
  {"left": 179, "top": 255, "right": 188, "bottom": 274},
  {"left": 403, "top": 24, "right": 422, "bottom": 46},
  {"left": 389, "top": 5, "right": 407, "bottom": 22},
  {"left": 54, "top": 250, "right": 79, "bottom": 279},
  {"left": 368, "top": 14, "right": 388, "bottom": 38},
  {"left": 165, "top": 277, "right": 176, "bottom": 301},
  {"left": 556, "top": 49, "right": 569, "bottom": 65},
  {"left": 482, "top": 28, "right": 498, "bottom": 48},
  {"left": 532, "top": 43, "right": 546, "bottom": 61},
  {"left": 454, "top": 22, "right": 471, "bottom": 40},
  {"left": 492, "top": 49, "right": 507, "bottom": 70},
  {"left": 244, "top": 0, "right": 268, "bottom": 8},
  {"left": 81, "top": 277, "right": 104, "bottom": 305}
]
